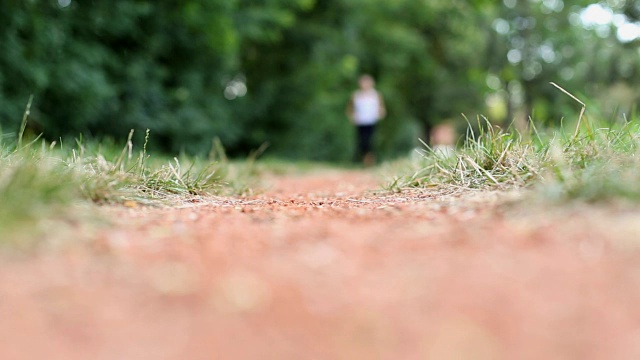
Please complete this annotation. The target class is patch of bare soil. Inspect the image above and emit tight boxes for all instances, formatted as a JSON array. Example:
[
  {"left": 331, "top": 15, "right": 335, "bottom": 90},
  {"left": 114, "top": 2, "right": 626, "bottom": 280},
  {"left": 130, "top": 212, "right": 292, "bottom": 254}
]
[{"left": 2, "top": 169, "right": 640, "bottom": 360}]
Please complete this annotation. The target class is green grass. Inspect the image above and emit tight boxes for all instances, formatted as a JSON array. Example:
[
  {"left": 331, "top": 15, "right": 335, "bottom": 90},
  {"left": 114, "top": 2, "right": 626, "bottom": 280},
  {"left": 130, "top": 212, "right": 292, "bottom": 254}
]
[
  {"left": 541, "top": 120, "right": 640, "bottom": 202},
  {"left": 72, "top": 130, "right": 227, "bottom": 204},
  {"left": 0, "top": 124, "right": 258, "bottom": 245},
  {"left": 389, "top": 115, "right": 640, "bottom": 203},
  {"left": 5, "top": 91, "right": 640, "bottom": 247}
]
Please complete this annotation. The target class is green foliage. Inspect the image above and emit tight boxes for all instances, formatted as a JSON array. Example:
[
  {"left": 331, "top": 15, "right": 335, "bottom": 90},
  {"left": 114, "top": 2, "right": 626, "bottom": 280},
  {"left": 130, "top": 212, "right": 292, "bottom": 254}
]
[
  {"left": 0, "top": 0, "right": 490, "bottom": 161},
  {"left": 1, "top": 1, "right": 639, "bottom": 161}
]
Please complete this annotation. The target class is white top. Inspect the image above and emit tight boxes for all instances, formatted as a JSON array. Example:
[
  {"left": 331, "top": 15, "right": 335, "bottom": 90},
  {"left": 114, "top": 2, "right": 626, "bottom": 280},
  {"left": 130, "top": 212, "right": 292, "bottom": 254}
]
[{"left": 352, "top": 90, "right": 382, "bottom": 125}]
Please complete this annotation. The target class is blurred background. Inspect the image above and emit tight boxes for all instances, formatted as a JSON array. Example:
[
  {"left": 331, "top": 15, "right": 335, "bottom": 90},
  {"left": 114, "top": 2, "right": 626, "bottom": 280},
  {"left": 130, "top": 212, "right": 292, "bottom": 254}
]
[{"left": 1, "top": 0, "right": 639, "bottom": 161}]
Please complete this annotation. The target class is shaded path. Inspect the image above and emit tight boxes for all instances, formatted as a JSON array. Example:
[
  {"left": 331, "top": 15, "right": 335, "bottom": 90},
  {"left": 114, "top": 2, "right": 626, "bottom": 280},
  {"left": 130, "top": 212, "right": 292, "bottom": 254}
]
[{"left": 1, "top": 169, "right": 640, "bottom": 359}]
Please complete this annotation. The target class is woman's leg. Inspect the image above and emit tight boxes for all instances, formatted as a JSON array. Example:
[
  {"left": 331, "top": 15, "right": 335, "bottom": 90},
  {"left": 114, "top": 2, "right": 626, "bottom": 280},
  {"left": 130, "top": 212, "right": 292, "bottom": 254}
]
[{"left": 356, "top": 125, "right": 376, "bottom": 165}]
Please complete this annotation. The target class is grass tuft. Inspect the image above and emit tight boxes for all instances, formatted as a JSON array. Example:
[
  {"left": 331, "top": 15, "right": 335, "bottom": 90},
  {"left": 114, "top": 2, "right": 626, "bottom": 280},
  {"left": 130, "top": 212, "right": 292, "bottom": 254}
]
[
  {"left": 391, "top": 115, "right": 640, "bottom": 203},
  {"left": 0, "top": 128, "right": 248, "bottom": 245}
]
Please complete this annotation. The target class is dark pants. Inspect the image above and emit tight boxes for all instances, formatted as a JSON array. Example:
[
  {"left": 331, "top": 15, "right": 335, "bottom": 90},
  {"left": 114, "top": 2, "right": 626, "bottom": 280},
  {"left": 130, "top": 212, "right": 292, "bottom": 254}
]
[{"left": 355, "top": 124, "right": 376, "bottom": 161}]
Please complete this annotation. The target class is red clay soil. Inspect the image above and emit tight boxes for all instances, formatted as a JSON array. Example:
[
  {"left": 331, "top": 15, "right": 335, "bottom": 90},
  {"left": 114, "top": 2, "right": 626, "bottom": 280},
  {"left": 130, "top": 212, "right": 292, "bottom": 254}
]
[{"left": 2, "top": 169, "right": 640, "bottom": 360}]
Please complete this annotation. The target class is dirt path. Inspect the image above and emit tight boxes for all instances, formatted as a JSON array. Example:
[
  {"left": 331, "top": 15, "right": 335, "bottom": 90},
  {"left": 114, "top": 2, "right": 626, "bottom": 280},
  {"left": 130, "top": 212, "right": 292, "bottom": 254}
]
[{"left": 2, "top": 169, "right": 640, "bottom": 359}]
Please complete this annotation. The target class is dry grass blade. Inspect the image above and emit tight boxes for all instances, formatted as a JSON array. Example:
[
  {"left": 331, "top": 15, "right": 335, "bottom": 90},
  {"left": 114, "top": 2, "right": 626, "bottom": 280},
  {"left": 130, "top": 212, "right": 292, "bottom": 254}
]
[
  {"left": 550, "top": 82, "right": 586, "bottom": 139},
  {"left": 17, "top": 95, "right": 34, "bottom": 149}
]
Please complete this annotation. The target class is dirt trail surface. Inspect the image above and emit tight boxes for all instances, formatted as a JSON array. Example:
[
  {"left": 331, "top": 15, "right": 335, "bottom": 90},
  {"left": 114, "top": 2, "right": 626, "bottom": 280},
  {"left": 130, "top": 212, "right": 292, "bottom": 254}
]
[{"left": 2, "top": 169, "right": 640, "bottom": 359}]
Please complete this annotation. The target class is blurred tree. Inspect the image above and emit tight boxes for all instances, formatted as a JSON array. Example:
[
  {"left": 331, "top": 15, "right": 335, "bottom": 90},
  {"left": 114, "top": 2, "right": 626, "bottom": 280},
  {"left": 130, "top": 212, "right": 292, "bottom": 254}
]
[
  {"left": 484, "top": 0, "right": 640, "bottom": 126},
  {"left": 1, "top": 0, "right": 639, "bottom": 159},
  {"left": 238, "top": 0, "right": 493, "bottom": 158}
]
